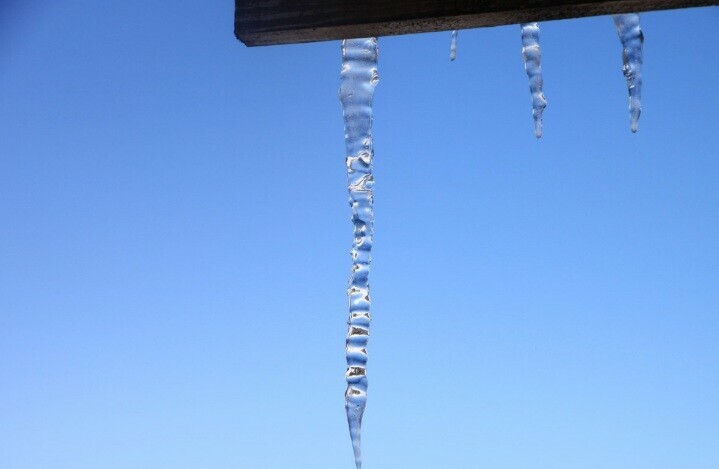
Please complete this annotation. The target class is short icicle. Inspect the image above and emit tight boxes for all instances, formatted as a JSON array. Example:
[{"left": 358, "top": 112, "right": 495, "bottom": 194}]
[
  {"left": 339, "top": 37, "right": 379, "bottom": 469},
  {"left": 612, "top": 14, "right": 644, "bottom": 133},
  {"left": 450, "top": 30, "right": 459, "bottom": 61},
  {"left": 520, "top": 22, "right": 547, "bottom": 138}
]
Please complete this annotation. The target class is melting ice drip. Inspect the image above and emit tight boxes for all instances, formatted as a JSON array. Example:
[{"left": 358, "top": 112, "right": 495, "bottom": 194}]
[
  {"left": 520, "top": 22, "right": 547, "bottom": 138},
  {"left": 450, "top": 30, "right": 459, "bottom": 61},
  {"left": 612, "top": 14, "right": 644, "bottom": 133},
  {"left": 339, "top": 37, "right": 379, "bottom": 469}
]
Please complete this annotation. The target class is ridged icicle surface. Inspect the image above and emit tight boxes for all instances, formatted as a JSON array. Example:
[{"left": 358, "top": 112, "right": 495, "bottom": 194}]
[
  {"left": 339, "top": 37, "right": 379, "bottom": 469},
  {"left": 612, "top": 14, "right": 644, "bottom": 133},
  {"left": 520, "top": 22, "right": 547, "bottom": 138}
]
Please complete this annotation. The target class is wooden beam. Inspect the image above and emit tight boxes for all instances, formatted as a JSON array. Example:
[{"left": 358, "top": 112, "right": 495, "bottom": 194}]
[{"left": 235, "top": 0, "right": 717, "bottom": 46}]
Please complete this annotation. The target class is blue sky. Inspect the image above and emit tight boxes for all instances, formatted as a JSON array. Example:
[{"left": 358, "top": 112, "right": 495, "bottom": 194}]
[{"left": 1, "top": 2, "right": 718, "bottom": 468}]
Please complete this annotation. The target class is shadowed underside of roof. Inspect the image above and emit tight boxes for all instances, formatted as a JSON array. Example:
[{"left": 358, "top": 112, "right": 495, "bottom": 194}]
[{"left": 234, "top": 0, "right": 717, "bottom": 46}]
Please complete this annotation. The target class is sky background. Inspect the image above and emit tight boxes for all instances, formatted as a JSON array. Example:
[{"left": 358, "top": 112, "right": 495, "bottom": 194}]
[{"left": 1, "top": 2, "right": 718, "bottom": 468}]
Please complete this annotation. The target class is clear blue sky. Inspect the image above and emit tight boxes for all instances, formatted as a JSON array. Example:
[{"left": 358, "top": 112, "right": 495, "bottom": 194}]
[{"left": 1, "top": 2, "right": 718, "bottom": 468}]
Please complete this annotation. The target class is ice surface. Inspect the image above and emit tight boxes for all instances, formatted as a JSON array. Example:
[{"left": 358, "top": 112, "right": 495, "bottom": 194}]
[
  {"left": 520, "top": 22, "right": 548, "bottom": 138},
  {"left": 339, "top": 37, "right": 379, "bottom": 469},
  {"left": 612, "top": 14, "right": 644, "bottom": 133},
  {"left": 450, "top": 30, "right": 459, "bottom": 61}
]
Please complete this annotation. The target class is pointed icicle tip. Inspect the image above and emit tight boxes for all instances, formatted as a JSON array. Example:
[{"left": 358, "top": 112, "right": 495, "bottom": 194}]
[{"left": 347, "top": 403, "right": 365, "bottom": 469}]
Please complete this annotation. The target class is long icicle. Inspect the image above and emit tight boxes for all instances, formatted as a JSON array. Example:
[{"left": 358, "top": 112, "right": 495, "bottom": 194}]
[
  {"left": 450, "top": 30, "right": 459, "bottom": 61},
  {"left": 612, "top": 14, "right": 644, "bottom": 133},
  {"left": 520, "top": 22, "right": 547, "bottom": 138},
  {"left": 339, "top": 37, "right": 379, "bottom": 469}
]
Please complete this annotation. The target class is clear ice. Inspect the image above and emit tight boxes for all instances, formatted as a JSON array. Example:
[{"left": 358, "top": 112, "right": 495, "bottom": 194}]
[
  {"left": 450, "top": 30, "right": 459, "bottom": 61},
  {"left": 612, "top": 14, "right": 644, "bottom": 133},
  {"left": 339, "top": 37, "right": 378, "bottom": 469},
  {"left": 520, "top": 22, "right": 547, "bottom": 138}
]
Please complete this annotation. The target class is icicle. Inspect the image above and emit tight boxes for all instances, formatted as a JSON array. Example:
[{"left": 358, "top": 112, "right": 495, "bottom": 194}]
[
  {"left": 520, "top": 22, "right": 547, "bottom": 138},
  {"left": 339, "top": 37, "right": 378, "bottom": 469},
  {"left": 450, "top": 30, "right": 459, "bottom": 61},
  {"left": 612, "top": 14, "right": 644, "bottom": 133}
]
